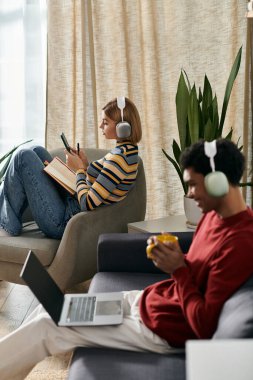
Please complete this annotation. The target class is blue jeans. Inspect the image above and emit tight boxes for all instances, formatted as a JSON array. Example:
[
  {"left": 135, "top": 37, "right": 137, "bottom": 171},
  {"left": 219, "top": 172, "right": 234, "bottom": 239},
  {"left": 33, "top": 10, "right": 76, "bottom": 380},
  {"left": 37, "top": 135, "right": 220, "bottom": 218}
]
[{"left": 0, "top": 146, "right": 80, "bottom": 238}]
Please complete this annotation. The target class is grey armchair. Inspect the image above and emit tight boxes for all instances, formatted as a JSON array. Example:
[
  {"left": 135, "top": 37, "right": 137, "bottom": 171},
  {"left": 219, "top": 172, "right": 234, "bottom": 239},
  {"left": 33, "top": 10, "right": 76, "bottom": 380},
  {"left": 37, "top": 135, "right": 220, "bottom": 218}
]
[{"left": 0, "top": 147, "right": 146, "bottom": 290}]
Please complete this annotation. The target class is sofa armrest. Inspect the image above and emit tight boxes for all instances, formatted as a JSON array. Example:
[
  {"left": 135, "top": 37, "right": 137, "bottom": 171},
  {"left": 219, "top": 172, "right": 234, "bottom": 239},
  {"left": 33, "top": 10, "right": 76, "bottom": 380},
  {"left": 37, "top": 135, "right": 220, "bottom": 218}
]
[
  {"left": 97, "top": 231, "right": 193, "bottom": 273},
  {"left": 48, "top": 186, "right": 146, "bottom": 290}
]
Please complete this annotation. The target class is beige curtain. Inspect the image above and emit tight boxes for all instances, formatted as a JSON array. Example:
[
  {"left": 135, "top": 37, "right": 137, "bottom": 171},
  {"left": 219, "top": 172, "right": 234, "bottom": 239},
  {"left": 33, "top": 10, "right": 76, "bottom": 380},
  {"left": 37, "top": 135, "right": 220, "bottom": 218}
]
[
  {"left": 244, "top": 18, "right": 253, "bottom": 206},
  {"left": 46, "top": 0, "right": 250, "bottom": 220}
]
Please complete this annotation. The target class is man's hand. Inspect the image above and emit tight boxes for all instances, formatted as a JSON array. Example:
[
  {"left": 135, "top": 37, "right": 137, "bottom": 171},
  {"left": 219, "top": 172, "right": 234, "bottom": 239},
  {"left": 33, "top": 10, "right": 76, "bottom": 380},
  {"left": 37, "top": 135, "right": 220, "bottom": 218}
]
[{"left": 147, "top": 236, "right": 186, "bottom": 274}]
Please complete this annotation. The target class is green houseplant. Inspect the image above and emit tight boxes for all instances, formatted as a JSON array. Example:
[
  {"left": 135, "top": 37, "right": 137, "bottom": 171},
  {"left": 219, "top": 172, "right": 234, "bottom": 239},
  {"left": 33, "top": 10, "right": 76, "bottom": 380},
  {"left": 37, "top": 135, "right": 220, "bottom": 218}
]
[
  {"left": 0, "top": 140, "right": 32, "bottom": 184},
  {"left": 162, "top": 47, "right": 242, "bottom": 195}
]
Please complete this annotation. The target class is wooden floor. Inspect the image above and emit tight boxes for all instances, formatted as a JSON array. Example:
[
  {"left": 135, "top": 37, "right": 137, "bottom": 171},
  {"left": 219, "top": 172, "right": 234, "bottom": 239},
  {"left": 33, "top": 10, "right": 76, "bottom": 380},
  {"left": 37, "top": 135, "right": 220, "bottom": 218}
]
[
  {"left": 0, "top": 280, "right": 71, "bottom": 379},
  {"left": 0, "top": 279, "right": 91, "bottom": 379},
  {"left": 0, "top": 280, "right": 39, "bottom": 339}
]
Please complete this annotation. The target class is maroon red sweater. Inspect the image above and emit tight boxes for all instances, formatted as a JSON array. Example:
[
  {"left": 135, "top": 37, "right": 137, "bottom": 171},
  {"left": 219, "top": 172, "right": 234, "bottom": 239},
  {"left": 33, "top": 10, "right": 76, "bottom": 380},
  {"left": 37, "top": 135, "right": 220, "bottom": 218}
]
[{"left": 140, "top": 208, "right": 253, "bottom": 347}]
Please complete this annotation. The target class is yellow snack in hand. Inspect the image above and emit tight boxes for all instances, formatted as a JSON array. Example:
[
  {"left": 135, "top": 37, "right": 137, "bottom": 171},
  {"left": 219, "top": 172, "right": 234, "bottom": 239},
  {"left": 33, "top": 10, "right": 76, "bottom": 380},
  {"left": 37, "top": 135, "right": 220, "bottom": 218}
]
[{"left": 146, "top": 234, "right": 178, "bottom": 259}]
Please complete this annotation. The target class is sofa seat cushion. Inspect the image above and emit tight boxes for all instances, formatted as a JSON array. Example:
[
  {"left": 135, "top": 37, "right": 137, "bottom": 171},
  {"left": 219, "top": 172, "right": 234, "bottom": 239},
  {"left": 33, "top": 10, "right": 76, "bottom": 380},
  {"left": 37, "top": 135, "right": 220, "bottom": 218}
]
[
  {"left": 68, "top": 347, "right": 185, "bottom": 380},
  {"left": 89, "top": 272, "right": 169, "bottom": 293},
  {"left": 0, "top": 222, "right": 60, "bottom": 266},
  {"left": 213, "top": 274, "right": 253, "bottom": 339}
]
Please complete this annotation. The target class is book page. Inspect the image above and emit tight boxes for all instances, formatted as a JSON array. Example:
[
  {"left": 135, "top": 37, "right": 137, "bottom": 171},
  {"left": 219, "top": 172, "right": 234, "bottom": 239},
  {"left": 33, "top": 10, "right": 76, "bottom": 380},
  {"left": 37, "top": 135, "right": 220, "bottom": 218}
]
[{"left": 44, "top": 157, "right": 76, "bottom": 194}]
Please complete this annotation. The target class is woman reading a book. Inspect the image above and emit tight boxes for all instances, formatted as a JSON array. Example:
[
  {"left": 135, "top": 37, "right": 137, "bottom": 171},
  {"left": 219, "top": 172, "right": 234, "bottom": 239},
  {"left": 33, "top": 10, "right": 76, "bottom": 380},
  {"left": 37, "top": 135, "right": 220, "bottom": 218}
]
[{"left": 0, "top": 97, "right": 142, "bottom": 239}]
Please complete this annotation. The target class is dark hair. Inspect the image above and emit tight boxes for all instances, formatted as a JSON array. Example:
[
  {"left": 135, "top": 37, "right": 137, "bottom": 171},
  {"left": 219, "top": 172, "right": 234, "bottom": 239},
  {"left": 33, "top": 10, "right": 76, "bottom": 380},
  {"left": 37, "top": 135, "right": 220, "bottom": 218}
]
[{"left": 180, "top": 139, "right": 245, "bottom": 185}]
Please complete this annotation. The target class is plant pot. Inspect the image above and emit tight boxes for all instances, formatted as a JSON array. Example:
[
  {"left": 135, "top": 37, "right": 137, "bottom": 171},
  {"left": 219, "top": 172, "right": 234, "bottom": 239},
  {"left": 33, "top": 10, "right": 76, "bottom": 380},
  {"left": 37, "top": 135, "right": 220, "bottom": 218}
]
[{"left": 183, "top": 196, "right": 202, "bottom": 227}]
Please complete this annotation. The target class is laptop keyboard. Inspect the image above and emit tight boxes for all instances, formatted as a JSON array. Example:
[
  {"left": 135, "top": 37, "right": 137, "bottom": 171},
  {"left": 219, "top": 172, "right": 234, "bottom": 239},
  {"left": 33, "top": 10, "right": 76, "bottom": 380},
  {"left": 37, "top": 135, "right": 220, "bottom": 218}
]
[{"left": 67, "top": 296, "right": 96, "bottom": 322}]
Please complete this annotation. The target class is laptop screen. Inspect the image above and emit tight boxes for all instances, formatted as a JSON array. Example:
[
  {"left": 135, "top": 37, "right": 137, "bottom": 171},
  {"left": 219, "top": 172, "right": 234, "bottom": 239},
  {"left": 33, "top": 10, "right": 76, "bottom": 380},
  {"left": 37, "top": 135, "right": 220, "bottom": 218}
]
[{"left": 20, "top": 250, "right": 64, "bottom": 325}]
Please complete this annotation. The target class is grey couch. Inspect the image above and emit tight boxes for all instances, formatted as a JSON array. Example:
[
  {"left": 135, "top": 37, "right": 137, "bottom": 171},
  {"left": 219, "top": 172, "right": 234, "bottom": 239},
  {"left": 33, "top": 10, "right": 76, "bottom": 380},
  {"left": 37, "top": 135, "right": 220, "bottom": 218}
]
[
  {"left": 67, "top": 232, "right": 253, "bottom": 380},
  {"left": 0, "top": 148, "right": 146, "bottom": 290}
]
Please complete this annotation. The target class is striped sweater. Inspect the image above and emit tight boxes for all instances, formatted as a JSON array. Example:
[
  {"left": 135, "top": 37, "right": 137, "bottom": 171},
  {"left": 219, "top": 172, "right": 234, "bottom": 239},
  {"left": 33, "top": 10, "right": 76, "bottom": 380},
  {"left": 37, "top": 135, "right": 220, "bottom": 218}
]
[{"left": 75, "top": 142, "right": 139, "bottom": 211}]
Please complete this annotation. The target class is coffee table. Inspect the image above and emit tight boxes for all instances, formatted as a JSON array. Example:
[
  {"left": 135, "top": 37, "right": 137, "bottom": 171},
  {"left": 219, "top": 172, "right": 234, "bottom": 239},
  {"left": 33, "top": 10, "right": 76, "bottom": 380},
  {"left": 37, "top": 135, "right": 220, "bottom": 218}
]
[{"left": 128, "top": 215, "right": 196, "bottom": 233}]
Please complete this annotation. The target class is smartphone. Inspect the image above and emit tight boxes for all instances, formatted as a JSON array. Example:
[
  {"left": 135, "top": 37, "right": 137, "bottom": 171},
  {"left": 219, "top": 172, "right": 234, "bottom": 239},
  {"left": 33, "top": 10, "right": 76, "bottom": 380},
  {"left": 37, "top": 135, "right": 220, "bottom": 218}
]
[{"left": 60, "top": 132, "right": 71, "bottom": 152}]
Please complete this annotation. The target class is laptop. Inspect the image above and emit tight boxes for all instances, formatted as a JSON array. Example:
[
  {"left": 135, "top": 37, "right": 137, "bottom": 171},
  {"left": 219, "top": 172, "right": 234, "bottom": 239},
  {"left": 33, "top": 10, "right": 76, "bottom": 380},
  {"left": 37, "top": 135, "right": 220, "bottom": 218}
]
[{"left": 20, "top": 250, "right": 123, "bottom": 327}]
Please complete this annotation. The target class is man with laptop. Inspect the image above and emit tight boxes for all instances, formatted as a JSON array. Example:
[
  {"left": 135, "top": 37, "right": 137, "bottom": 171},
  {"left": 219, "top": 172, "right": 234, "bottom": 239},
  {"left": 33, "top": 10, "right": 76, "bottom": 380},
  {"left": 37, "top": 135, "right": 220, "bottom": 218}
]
[{"left": 0, "top": 139, "right": 253, "bottom": 380}]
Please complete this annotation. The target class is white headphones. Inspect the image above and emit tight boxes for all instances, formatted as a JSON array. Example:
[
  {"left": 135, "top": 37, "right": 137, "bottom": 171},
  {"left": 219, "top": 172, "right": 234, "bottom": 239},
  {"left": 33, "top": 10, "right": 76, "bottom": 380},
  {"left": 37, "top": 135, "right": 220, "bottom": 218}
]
[
  {"left": 204, "top": 140, "right": 229, "bottom": 197},
  {"left": 116, "top": 96, "right": 132, "bottom": 138}
]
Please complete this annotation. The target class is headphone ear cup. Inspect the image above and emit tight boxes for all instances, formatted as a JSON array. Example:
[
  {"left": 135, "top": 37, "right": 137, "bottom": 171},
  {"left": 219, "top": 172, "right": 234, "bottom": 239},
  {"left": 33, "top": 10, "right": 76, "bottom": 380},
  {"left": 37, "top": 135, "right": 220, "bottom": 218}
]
[
  {"left": 116, "top": 121, "right": 131, "bottom": 138},
  {"left": 204, "top": 171, "right": 229, "bottom": 197}
]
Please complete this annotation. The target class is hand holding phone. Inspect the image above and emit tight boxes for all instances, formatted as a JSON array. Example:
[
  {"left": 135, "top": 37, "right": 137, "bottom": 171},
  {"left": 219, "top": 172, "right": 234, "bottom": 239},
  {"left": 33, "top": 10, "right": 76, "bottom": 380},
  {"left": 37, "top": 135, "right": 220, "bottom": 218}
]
[{"left": 60, "top": 132, "right": 71, "bottom": 153}]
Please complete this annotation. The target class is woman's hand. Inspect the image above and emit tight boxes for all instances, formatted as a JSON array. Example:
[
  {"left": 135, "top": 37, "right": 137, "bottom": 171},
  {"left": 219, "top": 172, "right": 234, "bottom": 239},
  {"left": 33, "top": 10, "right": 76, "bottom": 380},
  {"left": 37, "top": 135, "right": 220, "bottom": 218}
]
[
  {"left": 65, "top": 150, "right": 87, "bottom": 172},
  {"left": 70, "top": 147, "right": 89, "bottom": 168},
  {"left": 147, "top": 236, "right": 186, "bottom": 274}
]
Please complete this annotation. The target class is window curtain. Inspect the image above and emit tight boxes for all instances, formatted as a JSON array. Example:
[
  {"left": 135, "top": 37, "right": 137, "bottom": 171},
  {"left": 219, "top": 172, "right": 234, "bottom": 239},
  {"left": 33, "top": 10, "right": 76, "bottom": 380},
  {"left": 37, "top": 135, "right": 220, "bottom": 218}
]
[
  {"left": 0, "top": 0, "right": 47, "bottom": 156},
  {"left": 244, "top": 18, "right": 253, "bottom": 207},
  {"left": 46, "top": 0, "right": 250, "bottom": 219}
]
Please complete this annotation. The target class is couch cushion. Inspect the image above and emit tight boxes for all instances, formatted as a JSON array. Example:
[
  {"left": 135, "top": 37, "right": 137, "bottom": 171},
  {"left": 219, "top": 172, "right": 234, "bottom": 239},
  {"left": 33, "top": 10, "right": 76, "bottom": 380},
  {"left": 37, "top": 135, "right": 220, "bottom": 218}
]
[
  {"left": 213, "top": 275, "right": 253, "bottom": 339},
  {"left": 68, "top": 347, "right": 185, "bottom": 380},
  {"left": 0, "top": 222, "right": 60, "bottom": 266},
  {"left": 89, "top": 272, "right": 169, "bottom": 293}
]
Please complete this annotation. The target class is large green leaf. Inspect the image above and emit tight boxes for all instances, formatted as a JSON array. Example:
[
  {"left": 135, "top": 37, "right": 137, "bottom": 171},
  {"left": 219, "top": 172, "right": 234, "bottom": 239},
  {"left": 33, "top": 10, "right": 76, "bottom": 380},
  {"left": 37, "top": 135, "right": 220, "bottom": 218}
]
[
  {"left": 176, "top": 71, "right": 190, "bottom": 152},
  {"left": 239, "top": 182, "right": 253, "bottom": 187},
  {"left": 202, "top": 75, "right": 213, "bottom": 125},
  {"left": 0, "top": 154, "right": 12, "bottom": 182},
  {"left": 0, "top": 139, "right": 33, "bottom": 182},
  {"left": 219, "top": 46, "right": 242, "bottom": 134},
  {"left": 224, "top": 128, "right": 233, "bottom": 140},
  {"left": 182, "top": 69, "right": 191, "bottom": 92},
  {"left": 0, "top": 145, "right": 20, "bottom": 164},
  {"left": 172, "top": 139, "right": 182, "bottom": 165},
  {"left": 162, "top": 148, "right": 187, "bottom": 194},
  {"left": 203, "top": 118, "right": 215, "bottom": 141},
  {"left": 210, "top": 95, "right": 219, "bottom": 133},
  {"left": 198, "top": 101, "right": 204, "bottom": 139},
  {"left": 185, "top": 119, "right": 191, "bottom": 148},
  {"left": 198, "top": 87, "right": 203, "bottom": 103},
  {"left": 0, "top": 139, "right": 33, "bottom": 164},
  {"left": 187, "top": 85, "right": 199, "bottom": 144},
  {"left": 235, "top": 136, "right": 243, "bottom": 151}
]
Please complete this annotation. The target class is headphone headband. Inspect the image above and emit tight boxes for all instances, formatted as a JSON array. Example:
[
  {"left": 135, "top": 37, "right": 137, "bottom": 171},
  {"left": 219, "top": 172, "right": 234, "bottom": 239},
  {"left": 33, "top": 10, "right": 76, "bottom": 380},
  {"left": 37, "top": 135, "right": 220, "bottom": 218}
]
[
  {"left": 116, "top": 96, "right": 131, "bottom": 138},
  {"left": 117, "top": 96, "right": 126, "bottom": 122},
  {"left": 204, "top": 141, "right": 217, "bottom": 172}
]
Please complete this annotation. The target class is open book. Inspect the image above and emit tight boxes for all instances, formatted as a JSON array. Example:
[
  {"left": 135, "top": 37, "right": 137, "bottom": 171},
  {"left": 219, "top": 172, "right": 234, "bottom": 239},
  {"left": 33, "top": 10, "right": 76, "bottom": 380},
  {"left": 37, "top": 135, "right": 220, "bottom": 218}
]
[{"left": 44, "top": 157, "right": 76, "bottom": 195}]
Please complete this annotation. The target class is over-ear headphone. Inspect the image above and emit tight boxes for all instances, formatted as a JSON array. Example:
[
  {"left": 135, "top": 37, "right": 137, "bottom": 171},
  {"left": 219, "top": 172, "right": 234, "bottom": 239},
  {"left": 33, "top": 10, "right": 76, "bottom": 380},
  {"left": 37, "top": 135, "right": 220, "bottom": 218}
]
[
  {"left": 116, "top": 96, "right": 132, "bottom": 138},
  {"left": 204, "top": 140, "right": 229, "bottom": 197}
]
